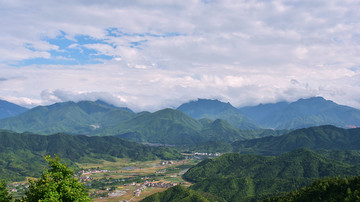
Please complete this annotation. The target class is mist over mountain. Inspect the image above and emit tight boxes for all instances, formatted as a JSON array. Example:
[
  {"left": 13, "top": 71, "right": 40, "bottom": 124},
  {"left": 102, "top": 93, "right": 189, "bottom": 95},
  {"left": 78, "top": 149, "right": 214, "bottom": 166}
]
[
  {"left": 239, "top": 97, "right": 360, "bottom": 129},
  {"left": 0, "top": 99, "right": 28, "bottom": 119}
]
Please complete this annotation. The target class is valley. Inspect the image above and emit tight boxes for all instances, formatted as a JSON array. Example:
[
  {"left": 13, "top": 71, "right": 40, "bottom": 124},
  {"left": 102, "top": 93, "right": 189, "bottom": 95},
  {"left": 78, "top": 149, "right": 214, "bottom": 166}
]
[
  {"left": 7, "top": 155, "right": 204, "bottom": 201},
  {"left": 1, "top": 97, "right": 360, "bottom": 201}
]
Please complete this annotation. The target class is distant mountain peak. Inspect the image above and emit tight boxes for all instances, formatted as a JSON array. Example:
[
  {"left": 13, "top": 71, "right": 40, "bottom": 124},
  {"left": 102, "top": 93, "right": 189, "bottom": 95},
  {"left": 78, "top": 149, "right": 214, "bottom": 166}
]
[
  {"left": 295, "top": 96, "right": 332, "bottom": 104},
  {"left": 177, "top": 98, "right": 236, "bottom": 117},
  {"left": 0, "top": 99, "right": 28, "bottom": 119},
  {"left": 177, "top": 98, "right": 260, "bottom": 129},
  {"left": 94, "top": 99, "right": 133, "bottom": 113},
  {"left": 239, "top": 96, "right": 360, "bottom": 129}
]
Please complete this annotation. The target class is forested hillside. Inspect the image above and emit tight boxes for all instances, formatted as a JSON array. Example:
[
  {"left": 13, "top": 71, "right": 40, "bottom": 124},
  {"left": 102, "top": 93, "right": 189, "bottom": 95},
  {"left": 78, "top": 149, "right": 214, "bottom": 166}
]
[
  {"left": 265, "top": 175, "right": 360, "bottom": 201},
  {"left": 0, "top": 130, "right": 183, "bottom": 181},
  {"left": 0, "top": 101, "right": 135, "bottom": 134},
  {"left": 183, "top": 149, "right": 360, "bottom": 201},
  {"left": 141, "top": 185, "right": 225, "bottom": 202},
  {"left": 232, "top": 125, "right": 360, "bottom": 155}
]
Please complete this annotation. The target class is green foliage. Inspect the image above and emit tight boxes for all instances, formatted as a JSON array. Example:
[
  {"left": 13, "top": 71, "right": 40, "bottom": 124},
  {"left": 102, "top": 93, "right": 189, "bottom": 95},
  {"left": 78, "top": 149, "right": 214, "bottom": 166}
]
[
  {"left": 0, "top": 99, "right": 289, "bottom": 145},
  {"left": 141, "top": 185, "right": 224, "bottom": 202},
  {"left": 183, "top": 149, "right": 360, "bottom": 201},
  {"left": 265, "top": 176, "right": 360, "bottom": 202},
  {"left": 0, "top": 130, "right": 183, "bottom": 182},
  {"left": 23, "top": 155, "right": 91, "bottom": 201},
  {"left": 0, "top": 101, "right": 135, "bottom": 135},
  {"left": 316, "top": 150, "right": 360, "bottom": 165},
  {"left": 0, "top": 180, "right": 12, "bottom": 202},
  {"left": 232, "top": 125, "right": 360, "bottom": 155},
  {"left": 177, "top": 98, "right": 260, "bottom": 129},
  {"left": 201, "top": 119, "right": 247, "bottom": 142},
  {"left": 113, "top": 109, "right": 205, "bottom": 145}
]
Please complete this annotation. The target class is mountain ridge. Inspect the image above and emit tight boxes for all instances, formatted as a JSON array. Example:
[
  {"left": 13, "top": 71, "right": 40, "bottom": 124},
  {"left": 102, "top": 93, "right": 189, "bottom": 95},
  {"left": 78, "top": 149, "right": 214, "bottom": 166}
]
[
  {"left": 183, "top": 149, "right": 360, "bottom": 201},
  {"left": 0, "top": 130, "right": 183, "bottom": 182},
  {"left": 0, "top": 99, "right": 28, "bottom": 119},
  {"left": 232, "top": 125, "right": 360, "bottom": 155},
  {"left": 239, "top": 97, "right": 360, "bottom": 129}
]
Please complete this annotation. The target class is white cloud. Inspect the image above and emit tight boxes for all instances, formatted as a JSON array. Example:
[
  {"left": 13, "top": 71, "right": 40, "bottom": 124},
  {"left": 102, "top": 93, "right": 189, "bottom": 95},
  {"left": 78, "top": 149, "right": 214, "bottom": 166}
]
[{"left": 0, "top": 0, "right": 360, "bottom": 110}]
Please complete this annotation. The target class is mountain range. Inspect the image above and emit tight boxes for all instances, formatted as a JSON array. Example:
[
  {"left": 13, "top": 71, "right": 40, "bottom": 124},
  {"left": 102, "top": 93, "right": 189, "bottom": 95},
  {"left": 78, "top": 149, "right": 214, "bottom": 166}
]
[
  {"left": 0, "top": 99, "right": 28, "bottom": 119},
  {"left": 239, "top": 97, "right": 360, "bottom": 129},
  {"left": 0, "top": 100, "right": 135, "bottom": 134},
  {"left": 0, "top": 97, "right": 359, "bottom": 145},
  {"left": 0, "top": 101, "right": 281, "bottom": 145}
]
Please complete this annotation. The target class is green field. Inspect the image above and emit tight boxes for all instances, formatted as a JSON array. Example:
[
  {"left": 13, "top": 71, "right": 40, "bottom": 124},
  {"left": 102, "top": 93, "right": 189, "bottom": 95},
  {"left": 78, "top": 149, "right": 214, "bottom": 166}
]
[{"left": 75, "top": 156, "right": 199, "bottom": 201}]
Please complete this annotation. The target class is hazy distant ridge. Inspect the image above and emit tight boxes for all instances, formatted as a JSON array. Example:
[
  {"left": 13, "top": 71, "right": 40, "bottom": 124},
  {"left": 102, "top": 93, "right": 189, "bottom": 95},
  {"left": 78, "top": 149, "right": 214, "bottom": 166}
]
[{"left": 0, "top": 99, "right": 28, "bottom": 119}]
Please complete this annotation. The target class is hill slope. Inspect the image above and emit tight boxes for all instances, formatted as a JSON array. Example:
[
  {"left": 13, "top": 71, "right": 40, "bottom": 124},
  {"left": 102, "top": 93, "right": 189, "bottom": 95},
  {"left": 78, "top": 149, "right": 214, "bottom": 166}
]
[
  {"left": 0, "top": 130, "right": 183, "bottom": 181},
  {"left": 239, "top": 97, "right": 360, "bottom": 129},
  {"left": 177, "top": 99, "right": 260, "bottom": 129},
  {"left": 183, "top": 149, "right": 360, "bottom": 201},
  {"left": 266, "top": 175, "right": 360, "bottom": 201},
  {"left": 0, "top": 99, "right": 27, "bottom": 119},
  {"left": 232, "top": 125, "right": 360, "bottom": 155},
  {"left": 141, "top": 185, "right": 225, "bottom": 202},
  {"left": 112, "top": 108, "right": 205, "bottom": 145},
  {"left": 0, "top": 101, "right": 263, "bottom": 145},
  {"left": 0, "top": 101, "right": 135, "bottom": 134}
]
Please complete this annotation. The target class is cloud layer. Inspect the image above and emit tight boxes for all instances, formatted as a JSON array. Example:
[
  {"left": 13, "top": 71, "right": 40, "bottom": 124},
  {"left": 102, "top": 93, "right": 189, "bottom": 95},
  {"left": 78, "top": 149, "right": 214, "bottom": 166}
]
[{"left": 0, "top": 0, "right": 360, "bottom": 111}]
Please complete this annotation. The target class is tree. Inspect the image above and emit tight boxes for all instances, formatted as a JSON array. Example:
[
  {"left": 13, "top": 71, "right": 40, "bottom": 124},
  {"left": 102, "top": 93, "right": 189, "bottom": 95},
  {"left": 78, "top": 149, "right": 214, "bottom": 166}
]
[
  {"left": 0, "top": 179, "right": 12, "bottom": 202},
  {"left": 23, "top": 155, "right": 91, "bottom": 201}
]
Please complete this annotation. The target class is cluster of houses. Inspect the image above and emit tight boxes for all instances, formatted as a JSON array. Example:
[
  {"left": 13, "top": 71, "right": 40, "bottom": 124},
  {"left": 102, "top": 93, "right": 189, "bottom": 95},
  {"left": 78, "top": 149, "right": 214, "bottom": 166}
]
[
  {"left": 78, "top": 175, "right": 92, "bottom": 182},
  {"left": 144, "top": 181, "right": 177, "bottom": 188},
  {"left": 194, "top": 152, "right": 221, "bottom": 156},
  {"left": 80, "top": 168, "right": 109, "bottom": 175},
  {"left": 132, "top": 181, "right": 177, "bottom": 197},
  {"left": 160, "top": 160, "right": 173, "bottom": 165},
  {"left": 7, "top": 182, "right": 28, "bottom": 193},
  {"left": 134, "top": 184, "right": 147, "bottom": 197}
]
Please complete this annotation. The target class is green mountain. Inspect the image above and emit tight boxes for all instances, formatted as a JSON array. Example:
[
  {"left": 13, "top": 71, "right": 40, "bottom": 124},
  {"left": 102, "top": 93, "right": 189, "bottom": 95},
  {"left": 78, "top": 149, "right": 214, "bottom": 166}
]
[
  {"left": 201, "top": 119, "right": 247, "bottom": 142},
  {"left": 109, "top": 108, "right": 205, "bottom": 145},
  {"left": 95, "top": 99, "right": 133, "bottom": 112},
  {"left": 0, "top": 100, "right": 286, "bottom": 145},
  {"left": 0, "top": 99, "right": 28, "bottom": 119},
  {"left": 0, "top": 101, "right": 135, "bottom": 134},
  {"left": 265, "top": 175, "right": 360, "bottom": 201},
  {"left": 177, "top": 99, "right": 260, "bottom": 129},
  {"left": 239, "top": 97, "right": 360, "bottom": 129},
  {"left": 141, "top": 185, "right": 225, "bottom": 202},
  {"left": 316, "top": 150, "right": 360, "bottom": 166},
  {"left": 111, "top": 109, "right": 283, "bottom": 145},
  {"left": 183, "top": 149, "right": 360, "bottom": 201},
  {"left": 0, "top": 130, "right": 183, "bottom": 182},
  {"left": 232, "top": 125, "right": 360, "bottom": 155}
]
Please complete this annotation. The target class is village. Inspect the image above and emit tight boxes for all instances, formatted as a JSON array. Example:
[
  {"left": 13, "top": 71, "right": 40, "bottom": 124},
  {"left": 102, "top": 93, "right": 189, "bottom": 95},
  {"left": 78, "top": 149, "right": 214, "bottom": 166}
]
[
  {"left": 6, "top": 152, "right": 221, "bottom": 201},
  {"left": 77, "top": 158, "right": 199, "bottom": 201}
]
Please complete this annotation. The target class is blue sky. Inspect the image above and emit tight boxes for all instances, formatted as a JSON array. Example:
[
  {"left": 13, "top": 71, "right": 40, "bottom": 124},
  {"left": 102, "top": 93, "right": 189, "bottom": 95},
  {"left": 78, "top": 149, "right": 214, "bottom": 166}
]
[{"left": 0, "top": 0, "right": 360, "bottom": 111}]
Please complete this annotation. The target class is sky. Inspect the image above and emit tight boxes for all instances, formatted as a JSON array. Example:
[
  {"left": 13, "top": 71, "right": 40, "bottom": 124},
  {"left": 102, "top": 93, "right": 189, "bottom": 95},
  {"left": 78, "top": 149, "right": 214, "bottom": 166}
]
[{"left": 1, "top": 0, "right": 360, "bottom": 111}]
